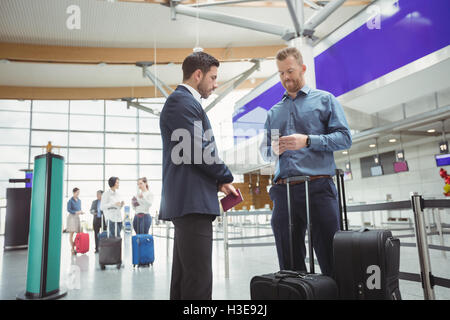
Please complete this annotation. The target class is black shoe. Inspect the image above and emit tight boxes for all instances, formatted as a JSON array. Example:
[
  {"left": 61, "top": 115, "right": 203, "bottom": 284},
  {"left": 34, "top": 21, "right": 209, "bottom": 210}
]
[{"left": 95, "top": 249, "right": 99, "bottom": 253}]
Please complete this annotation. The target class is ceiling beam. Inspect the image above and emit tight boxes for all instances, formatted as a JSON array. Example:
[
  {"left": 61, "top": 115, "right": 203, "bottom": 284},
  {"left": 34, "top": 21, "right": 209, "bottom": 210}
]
[
  {"left": 0, "top": 78, "right": 265, "bottom": 100},
  {"left": 0, "top": 42, "right": 285, "bottom": 65}
]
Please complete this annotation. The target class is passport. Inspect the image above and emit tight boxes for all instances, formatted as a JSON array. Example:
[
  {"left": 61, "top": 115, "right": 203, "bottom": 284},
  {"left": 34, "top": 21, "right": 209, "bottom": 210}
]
[{"left": 220, "top": 189, "right": 244, "bottom": 212}]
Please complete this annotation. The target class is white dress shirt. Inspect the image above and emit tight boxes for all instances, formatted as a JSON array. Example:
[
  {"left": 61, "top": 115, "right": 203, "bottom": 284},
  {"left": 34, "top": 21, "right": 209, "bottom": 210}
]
[
  {"left": 134, "top": 190, "right": 153, "bottom": 214},
  {"left": 180, "top": 83, "right": 202, "bottom": 104},
  {"left": 100, "top": 189, "right": 123, "bottom": 223}
]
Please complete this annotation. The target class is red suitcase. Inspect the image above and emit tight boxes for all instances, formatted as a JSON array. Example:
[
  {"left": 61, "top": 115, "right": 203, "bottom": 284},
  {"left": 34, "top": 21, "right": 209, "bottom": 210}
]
[{"left": 75, "top": 232, "right": 89, "bottom": 254}]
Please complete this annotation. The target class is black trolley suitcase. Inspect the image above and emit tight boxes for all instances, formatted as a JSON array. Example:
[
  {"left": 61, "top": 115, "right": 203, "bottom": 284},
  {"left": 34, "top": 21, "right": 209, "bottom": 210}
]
[
  {"left": 333, "top": 169, "right": 401, "bottom": 300},
  {"left": 250, "top": 176, "right": 338, "bottom": 300},
  {"left": 99, "top": 220, "right": 122, "bottom": 270}
]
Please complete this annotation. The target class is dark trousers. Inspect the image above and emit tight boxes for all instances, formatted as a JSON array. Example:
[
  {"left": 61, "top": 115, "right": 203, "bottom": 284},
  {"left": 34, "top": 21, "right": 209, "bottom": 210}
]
[
  {"left": 269, "top": 177, "right": 340, "bottom": 277},
  {"left": 133, "top": 213, "right": 152, "bottom": 234},
  {"left": 93, "top": 215, "right": 106, "bottom": 251},
  {"left": 170, "top": 213, "right": 215, "bottom": 300}
]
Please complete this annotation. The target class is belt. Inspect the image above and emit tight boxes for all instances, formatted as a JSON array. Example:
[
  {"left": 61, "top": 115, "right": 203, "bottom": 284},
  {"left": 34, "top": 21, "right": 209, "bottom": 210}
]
[{"left": 275, "top": 175, "right": 331, "bottom": 185}]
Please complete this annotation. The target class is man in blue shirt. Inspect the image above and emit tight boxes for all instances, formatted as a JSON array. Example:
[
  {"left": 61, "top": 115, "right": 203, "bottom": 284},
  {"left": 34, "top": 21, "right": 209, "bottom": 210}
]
[{"left": 260, "top": 47, "right": 352, "bottom": 276}]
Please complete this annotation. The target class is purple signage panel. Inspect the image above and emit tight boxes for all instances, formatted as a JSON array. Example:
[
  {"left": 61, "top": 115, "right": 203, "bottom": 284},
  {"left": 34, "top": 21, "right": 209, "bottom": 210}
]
[{"left": 314, "top": 0, "right": 450, "bottom": 97}]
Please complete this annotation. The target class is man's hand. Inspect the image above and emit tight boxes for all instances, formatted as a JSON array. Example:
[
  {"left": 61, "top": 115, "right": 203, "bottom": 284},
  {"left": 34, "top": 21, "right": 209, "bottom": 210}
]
[
  {"left": 279, "top": 134, "right": 308, "bottom": 151},
  {"left": 219, "top": 183, "right": 239, "bottom": 197},
  {"left": 271, "top": 140, "right": 288, "bottom": 155}
]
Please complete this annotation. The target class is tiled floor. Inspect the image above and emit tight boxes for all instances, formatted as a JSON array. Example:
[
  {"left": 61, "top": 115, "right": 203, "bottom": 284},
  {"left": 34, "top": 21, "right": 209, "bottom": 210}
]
[{"left": 1, "top": 221, "right": 449, "bottom": 300}]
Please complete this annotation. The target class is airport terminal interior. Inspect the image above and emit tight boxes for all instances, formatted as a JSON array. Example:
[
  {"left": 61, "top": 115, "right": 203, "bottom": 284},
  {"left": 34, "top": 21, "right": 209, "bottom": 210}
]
[{"left": 0, "top": 0, "right": 449, "bottom": 300}]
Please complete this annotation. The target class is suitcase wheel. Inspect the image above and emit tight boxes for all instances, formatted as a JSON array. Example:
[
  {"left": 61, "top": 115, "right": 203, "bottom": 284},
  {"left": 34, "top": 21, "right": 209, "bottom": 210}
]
[
  {"left": 100, "top": 264, "right": 105, "bottom": 270},
  {"left": 116, "top": 264, "right": 121, "bottom": 269}
]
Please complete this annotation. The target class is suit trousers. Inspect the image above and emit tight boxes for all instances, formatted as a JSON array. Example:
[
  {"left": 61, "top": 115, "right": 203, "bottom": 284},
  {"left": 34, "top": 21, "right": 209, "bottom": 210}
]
[
  {"left": 170, "top": 213, "right": 216, "bottom": 300},
  {"left": 92, "top": 215, "right": 106, "bottom": 251},
  {"left": 269, "top": 177, "right": 340, "bottom": 277}
]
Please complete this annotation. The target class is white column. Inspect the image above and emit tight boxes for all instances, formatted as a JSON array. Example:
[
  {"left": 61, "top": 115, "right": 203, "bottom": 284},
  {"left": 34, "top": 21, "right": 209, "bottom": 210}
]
[{"left": 289, "top": 37, "right": 316, "bottom": 89}]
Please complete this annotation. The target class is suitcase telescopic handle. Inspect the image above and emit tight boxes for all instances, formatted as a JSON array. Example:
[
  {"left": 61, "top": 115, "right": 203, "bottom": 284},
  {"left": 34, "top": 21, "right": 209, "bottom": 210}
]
[
  {"left": 335, "top": 169, "right": 348, "bottom": 231},
  {"left": 286, "top": 175, "right": 314, "bottom": 274}
]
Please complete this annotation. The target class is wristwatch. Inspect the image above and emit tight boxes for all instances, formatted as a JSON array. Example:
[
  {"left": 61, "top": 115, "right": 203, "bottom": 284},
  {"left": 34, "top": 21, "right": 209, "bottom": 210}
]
[{"left": 306, "top": 135, "right": 311, "bottom": 148}]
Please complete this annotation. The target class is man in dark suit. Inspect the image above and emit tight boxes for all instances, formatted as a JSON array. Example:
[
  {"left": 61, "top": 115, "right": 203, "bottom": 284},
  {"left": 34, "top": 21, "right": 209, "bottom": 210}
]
[
  {"left": 160, "top": 52, "right": 237, "bottom": 300},
  {"left": 90, "top": 190, "right": 106, "bottom": 253}
]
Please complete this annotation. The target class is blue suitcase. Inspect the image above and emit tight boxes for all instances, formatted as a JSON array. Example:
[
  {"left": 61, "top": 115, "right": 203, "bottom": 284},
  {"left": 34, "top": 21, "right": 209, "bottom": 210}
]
[
  {"left": 132, "top": 234, "right": 154, "bottom": 267},
  {"left": 132, "top": 214, "right": 154, "bottom": 267}
]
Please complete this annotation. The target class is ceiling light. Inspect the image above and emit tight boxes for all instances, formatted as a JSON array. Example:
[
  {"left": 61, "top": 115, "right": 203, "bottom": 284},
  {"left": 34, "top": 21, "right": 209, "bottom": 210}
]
[
  {"left": 389, "top": 139, "right": 397, "bottom": 143},
  {"left": 369, "top": 144, "right": 376, "bottom": 148},
  {"left": 342, "top": 151, "right": 348, "bottom": 155},
  {"left": 427, "top": 129, "right": 436, "bottom": 133}
]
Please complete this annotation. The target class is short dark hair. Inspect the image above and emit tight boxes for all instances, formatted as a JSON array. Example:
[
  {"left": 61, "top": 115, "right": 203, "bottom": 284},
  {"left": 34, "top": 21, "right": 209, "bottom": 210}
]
[
  {"left": 108, "top": 177, "right": 119, "bottom": 188},
  {"left": 73, "top": 187, "right": 79, "bottom": 193},
  {"left": 182, "top": 52, "right": 220, "bottom": 81}
]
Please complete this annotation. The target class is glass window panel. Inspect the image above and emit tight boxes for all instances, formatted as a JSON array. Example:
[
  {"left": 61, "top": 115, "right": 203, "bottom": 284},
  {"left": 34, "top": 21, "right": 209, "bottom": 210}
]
[
  {"left": 0, "top": 181, "right": 9, "bottom": 202},
  {"left": 70, "top": 114, "right": 104, "bottom": 131},
  {"left": 0, "top": 146, "right": 28, "bottom": 163},
  {"left": 139, "top": 117, "right": 160, "bottom": 133},
  {"left": 31, "top": 130, "right": 68, "bottom": 147},
  {"left": 65, "top": 182, "right": 104, "bottom": 204},
  {"left": 30, "top": 147, "right": 67, "bottom": 162},
  {"left": 106, "top": 116, "right": 136, "bottom": 132},
  {"left": 32, "top": 113, "right": 68, "bottom": 130},
  {"left": 140, "top": 135, "right": 162, "bottom": 148},
  {"left": 0, "top": 128, "right": 29, "bottom": 145},
  {"left": 33, "top": 100, "right": 69, "bottom": 113},
  {"left": 68, "top": 165, "right": 103, "bottom": 180},
  {"left": 0, "top": 111, "right": 30, "bottom": 128},
  {"left": 139, "top": 150, "right": 162, "bottom": 164},
  {"left": 139, "top": 165, "right": 162, "bottom": 180},
  {"left": 69, "top": 148, "right": 103, "bottom": 164},
  {"left": 105, "top": 100, "right": 132, "bottom": 116},
  {"left": 105, "top": 165, "right": 137, "bottom": 180},
  {"left": 105, "top": 149, "right": 137, "bottom": 164},
  {"left": 70, "top": 100, "right": 104, "bottom": 115},
  {"left": 0, "top": 100, "right": 31, "bottom": 112},
  {"left": 69, "top": 132, "right": 103, "bottom": 147},
  {"left": 0, "top": 163, "right": 29, "bottom": 182},
  {"left": 105, "top": 133, "right": 137, "bottom": 148}
]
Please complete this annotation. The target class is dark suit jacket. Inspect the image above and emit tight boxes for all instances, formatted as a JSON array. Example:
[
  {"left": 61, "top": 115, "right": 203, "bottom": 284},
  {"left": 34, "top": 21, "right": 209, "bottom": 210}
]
[
  {"left": 90, "top": 199, "right": 104, "bottom": 217},
  {"left": 159, "top": 85, "right": 233, "bottom": 221}
]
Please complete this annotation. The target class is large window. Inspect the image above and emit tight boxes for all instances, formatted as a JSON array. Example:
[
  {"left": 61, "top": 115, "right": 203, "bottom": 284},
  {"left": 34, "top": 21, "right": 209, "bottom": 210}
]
[{"left": 0, "top": 99, "right": 163, "bottom": 231}]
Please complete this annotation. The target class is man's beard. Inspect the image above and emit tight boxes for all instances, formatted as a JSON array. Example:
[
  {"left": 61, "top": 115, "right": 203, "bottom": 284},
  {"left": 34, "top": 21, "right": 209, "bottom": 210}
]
[
  {"left": 283, "top": 78, "right": 302, "bottom": 93},
  {"left": 198, "top": 78, "right": 212, "bottom": 99}
]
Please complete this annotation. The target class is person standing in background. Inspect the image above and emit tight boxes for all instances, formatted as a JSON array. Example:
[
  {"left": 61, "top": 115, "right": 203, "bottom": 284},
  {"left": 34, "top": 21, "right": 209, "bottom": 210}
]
[
  {"left": 132, "top": 177, "right": 153, "bottom": 234},
  {"left": 67, "top": 187, "right": 84, "bottom": 255},
  {"left": 90, "top": 190, "right": 106, "bottom": 253},
  {"left": 101, "top": 177, "right": 124, "bottom": 238}
]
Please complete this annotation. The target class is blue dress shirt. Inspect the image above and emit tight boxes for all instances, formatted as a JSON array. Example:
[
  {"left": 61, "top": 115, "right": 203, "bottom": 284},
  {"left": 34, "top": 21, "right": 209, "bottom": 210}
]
[
  {"left": 97, "top": 200, "right": 101, "bottom": 218},
  {"left": 260, "top": 84, "right": 352, "bottom": 182}
]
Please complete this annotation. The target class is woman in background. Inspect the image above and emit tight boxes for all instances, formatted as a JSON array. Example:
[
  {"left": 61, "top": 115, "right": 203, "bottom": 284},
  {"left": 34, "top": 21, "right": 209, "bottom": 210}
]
[
  {"left": 67, "top": 187, "right": 84, "bottom": 255},
  {"left": 132, "top": 177, "right": 153, "bottom": 234}
]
